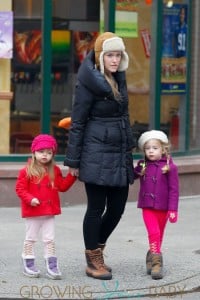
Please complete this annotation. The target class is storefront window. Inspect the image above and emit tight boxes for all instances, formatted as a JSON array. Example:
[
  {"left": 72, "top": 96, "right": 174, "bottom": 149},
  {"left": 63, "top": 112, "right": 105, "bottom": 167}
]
[
  {"left": 9, "top": 0, "right": 99, "bottom": 156},
  {"left": 120, "top": 1, "right": 152, "bottom": 152},
  {"left": 160, "top": 0, "right": 189, "bottom": 153},
  {"left": 0, "top": 0, "right": 199, "bottom": 159}
]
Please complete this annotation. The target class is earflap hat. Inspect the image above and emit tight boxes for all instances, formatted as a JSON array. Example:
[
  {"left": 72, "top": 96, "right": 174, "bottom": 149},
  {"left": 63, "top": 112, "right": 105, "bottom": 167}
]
[
  {"left": 138, "top": 130, "right": 169, "bottom": 151},
  {"left": 94, "top": 32, "right": 129, "bottom": 74},
  {"left": 31, "top": 134, "right": 57, "bottom": 154}
]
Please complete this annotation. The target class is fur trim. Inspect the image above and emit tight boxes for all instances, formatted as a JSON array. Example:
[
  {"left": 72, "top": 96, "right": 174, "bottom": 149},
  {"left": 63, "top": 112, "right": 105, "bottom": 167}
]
[
  {"left": 102, "top": 37, "right": 125, "bottom": 52},
  {"left": 94, "top": 33, "right": 129, "bottom": 74}
]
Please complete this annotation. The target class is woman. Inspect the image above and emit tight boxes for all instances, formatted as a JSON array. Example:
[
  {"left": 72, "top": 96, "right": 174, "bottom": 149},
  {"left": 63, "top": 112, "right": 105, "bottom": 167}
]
[{"left": 64, "top": 32, "right": 135, "bottom": 280}]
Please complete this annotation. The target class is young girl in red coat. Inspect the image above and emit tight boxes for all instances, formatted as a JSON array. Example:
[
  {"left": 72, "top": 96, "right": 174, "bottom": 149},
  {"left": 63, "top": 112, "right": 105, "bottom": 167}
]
[
  {"left": 134, "top": 130, "right": 179, "bottom": 280},
  {"left": 16, "top": 134, "right": 76, "bottom": 279}
]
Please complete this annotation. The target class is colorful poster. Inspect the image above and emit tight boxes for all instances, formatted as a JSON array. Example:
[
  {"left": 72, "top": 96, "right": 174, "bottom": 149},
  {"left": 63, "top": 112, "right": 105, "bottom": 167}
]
[
  {"left": 161, "top": 4, "right": 188, "bottom": 94},
  {"left": 14, "top": 30, "right": 41, "bottom": 65},
  {"left": 14, "top": 30, "right": 70, "bottom": 66},
  {"left": 13, "top": 23, "right": 71, "bottom": 95},
  {"left": 73, "top": 31, "right": 98, "bottom": 72},
  {"left": 52, "top": 30, "right": 71, "bottom": 65},
  {"left": 0, "top": 11, "right": 13, "bottom": 59}
]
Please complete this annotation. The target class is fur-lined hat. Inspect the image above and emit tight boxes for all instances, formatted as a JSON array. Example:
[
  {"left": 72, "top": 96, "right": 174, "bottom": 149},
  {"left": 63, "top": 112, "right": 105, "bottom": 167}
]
[
  {"left": 31, "top": 134, "right": 57, "bottom": 154},
  {"left": 138, "top": 130, "right": 169, "bottom": 151},
  {"left": 94, "top": 32, "right": 129, "bottom": 74}
]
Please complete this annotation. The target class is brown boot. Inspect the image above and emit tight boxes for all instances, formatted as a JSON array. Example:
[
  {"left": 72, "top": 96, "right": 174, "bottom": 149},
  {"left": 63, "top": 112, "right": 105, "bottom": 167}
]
[
  {"left": 85, "top": 248, "right": 112, "bottom": 280},
  {"left": 98, "top": 243, "right": 112, "bottom": 272},
  {"left": 151, "top": 253, "right": 163, "bottom": 280},
  {"left": 146, "top": 250, "right": 152, "bottom": 275}
]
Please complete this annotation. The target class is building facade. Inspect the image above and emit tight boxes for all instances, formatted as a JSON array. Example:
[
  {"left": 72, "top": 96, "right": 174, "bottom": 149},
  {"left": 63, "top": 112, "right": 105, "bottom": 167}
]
[{"left": 0, "top": 0, "right": 199, "bottom": 162}]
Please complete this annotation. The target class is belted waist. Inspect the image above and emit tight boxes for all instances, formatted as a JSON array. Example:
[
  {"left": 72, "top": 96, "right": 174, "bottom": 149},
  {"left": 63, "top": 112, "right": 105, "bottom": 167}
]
[
  {"left": 90, "top": 116, "right": 123, "bottom": 121},
  {"left": 89, "top": 115, "right": 126, "bottom": 128}
]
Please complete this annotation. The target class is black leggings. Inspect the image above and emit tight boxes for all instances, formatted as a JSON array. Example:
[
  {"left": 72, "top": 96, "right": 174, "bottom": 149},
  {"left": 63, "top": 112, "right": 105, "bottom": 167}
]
[{"left": 83, "top": 183, "right": 129, "bottom": 250}]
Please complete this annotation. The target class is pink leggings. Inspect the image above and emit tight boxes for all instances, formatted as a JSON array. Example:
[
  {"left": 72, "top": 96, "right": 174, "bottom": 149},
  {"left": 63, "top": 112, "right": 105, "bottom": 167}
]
[{"left": 142, "top": 208, "right": 168, "bottom": 254}]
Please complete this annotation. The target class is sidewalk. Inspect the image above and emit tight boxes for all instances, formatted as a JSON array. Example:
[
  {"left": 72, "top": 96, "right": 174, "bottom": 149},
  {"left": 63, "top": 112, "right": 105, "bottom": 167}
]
[{"left": 0, "top": 196, "right": 200, "bottom": 299}]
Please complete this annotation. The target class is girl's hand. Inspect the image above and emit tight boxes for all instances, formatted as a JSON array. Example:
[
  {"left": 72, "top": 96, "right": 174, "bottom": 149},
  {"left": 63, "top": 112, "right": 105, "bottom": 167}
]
[
  {"left": 31, "top": 198, "right": 40, "bottom": 206},
  {"left": 167, "top": 211, "right": 178, "bottom": 223},
  {"left": 69, "top": 168, "right": 79, "bottom": 177}
]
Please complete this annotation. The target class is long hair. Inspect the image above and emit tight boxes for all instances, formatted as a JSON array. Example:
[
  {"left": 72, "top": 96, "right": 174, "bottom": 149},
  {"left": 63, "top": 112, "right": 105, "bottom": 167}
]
[
  {"left": 104, "top": 70, "right": 121, "bottom": 100},
  {"left": 26, "top": 154, "right": 55, "bottom": 184},
  {"left": 161, "top": 143, "right": 171, "bottom": 173}
]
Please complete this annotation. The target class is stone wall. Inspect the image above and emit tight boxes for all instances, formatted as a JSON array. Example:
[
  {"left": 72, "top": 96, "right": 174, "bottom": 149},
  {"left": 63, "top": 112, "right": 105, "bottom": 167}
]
[{"left": 1, "top": 156, "right": 200, "bottom": 207}]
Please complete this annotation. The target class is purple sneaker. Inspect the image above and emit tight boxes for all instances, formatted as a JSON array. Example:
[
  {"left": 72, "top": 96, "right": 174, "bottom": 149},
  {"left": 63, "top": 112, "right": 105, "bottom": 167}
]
[
  {"left": 46, "top": 257, "right": 62, "bottom": 280},
  {"left": 23, "top": 258, "right": 40, "bottom": 277}
]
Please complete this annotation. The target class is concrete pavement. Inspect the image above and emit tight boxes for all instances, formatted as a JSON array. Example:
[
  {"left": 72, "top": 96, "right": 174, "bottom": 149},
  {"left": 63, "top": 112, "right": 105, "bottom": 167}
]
[{"left": 0, "top": 196, "right": 200, "bottom": 299}]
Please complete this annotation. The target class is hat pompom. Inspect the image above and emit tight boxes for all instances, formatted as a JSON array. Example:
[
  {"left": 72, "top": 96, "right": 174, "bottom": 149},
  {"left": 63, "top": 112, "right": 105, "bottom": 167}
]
[
  {"left": 94, "top": 32, "right": 129, "bottom": 74},
  {"left": 31, "top": 134, "right": 57, "bottom": 154},
  {"left": 138, "top": 130, "right": 169, "bottom": 150}
]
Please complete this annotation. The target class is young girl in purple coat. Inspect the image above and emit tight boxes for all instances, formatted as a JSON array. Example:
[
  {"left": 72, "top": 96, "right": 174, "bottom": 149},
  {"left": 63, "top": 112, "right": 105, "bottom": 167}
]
[{"left": 134, "top": 130, "right": 179, "bottom": 280}]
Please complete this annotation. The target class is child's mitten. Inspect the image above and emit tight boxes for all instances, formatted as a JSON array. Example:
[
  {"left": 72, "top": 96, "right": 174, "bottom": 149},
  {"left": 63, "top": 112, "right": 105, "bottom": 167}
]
[{"left": 167, "top": 211, "right": 178, "bottom": 223}]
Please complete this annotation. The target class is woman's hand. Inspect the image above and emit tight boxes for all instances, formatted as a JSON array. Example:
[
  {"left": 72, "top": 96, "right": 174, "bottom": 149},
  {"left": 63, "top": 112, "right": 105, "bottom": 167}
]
[{"left": 69, "top": 168, "right": 79, "bottom": 177}]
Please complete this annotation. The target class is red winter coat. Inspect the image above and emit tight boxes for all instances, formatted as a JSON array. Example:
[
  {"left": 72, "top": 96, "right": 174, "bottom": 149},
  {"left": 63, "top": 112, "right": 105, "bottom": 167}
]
[{"left": 16, "top": 165, "right": 76, "bottom": 218}]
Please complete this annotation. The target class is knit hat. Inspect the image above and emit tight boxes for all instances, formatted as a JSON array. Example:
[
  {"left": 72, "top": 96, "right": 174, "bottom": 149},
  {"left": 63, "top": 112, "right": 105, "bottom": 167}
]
[
  {"left": 94, "top": 32, "right": 129, "bottom": 74},
  {"left": 31, "top": 134, "right": 57, "bottom": 154},
  {"left": 138, "top": 130, "right": 169, "bottom": 151}
]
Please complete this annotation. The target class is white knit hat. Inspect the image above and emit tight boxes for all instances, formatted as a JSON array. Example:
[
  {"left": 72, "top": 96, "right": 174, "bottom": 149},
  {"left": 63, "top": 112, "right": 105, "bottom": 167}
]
[
  {"left": 138, "top": 130, "right": 169, "bottom": 150},
  {"left": 94, "top": 32, "right": 129, "bottom": 74}
]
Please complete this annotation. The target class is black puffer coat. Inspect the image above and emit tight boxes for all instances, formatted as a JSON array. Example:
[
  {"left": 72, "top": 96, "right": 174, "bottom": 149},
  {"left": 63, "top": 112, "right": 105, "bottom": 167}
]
[{"left": 64, "top": 50, "right": 134, "bottom": 186}]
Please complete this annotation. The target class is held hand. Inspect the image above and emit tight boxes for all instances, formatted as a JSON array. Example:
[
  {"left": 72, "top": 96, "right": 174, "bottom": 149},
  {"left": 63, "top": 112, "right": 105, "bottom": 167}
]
[
  {"left": 167, "top": 211, "right": 178, "bottom": 223},
  {"left": 31, "top": 198, "right": 40, "bottom": 206},
  {"left": 69, "top": 168, "right": 79, "bottom": 177}
]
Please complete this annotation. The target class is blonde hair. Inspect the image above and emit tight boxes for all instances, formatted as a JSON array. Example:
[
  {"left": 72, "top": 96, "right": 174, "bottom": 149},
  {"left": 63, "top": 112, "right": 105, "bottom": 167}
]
[
  {"left": 161, "top": 143, "right": 171, "bottom": 173},
  {"left": 104, "top": 70, "right": 121, "bottom": 100},
  {"left": 26, "top": 154, "right": 55, "bottom": 185}
]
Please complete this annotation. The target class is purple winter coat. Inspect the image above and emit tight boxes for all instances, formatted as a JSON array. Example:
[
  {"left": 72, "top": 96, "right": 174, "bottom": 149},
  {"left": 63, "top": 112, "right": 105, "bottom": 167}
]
[{"left": 134, "top": 156, "right": 179, "bottom": 211}]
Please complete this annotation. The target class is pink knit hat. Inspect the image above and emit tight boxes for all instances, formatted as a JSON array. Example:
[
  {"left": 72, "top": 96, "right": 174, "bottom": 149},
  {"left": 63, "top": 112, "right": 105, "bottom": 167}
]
[{"left": 31, "top": 134, "right": 57, "bottom": 154}]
